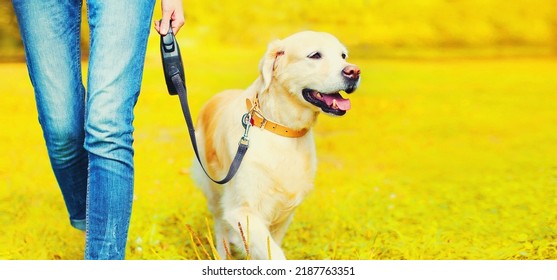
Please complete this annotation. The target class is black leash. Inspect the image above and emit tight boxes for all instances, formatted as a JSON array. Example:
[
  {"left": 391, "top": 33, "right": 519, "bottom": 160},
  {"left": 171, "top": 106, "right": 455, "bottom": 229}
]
[{"left": 160, "top": 26, "right": 251, "bottom": 185}]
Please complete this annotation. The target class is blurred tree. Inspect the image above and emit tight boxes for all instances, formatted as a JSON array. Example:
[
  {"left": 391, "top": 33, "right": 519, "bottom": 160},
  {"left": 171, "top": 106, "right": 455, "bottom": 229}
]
[
  {"left": 0, "top": 2, "right": 24, "bottom": 61},
  {"left": 1, "top": 0, "right": 556, "bottom": 60},
  {"left": 0, "top": 3, "right": 90, "bottom": 61}
]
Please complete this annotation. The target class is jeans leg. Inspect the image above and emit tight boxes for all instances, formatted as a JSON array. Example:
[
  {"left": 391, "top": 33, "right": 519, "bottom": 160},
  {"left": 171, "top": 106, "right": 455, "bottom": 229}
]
[
  {"left": 13, "top": 0, "right": 88, "bottom": 231},
  {"left": 84, "top": 0, "right": 155, "bottom": 260}
]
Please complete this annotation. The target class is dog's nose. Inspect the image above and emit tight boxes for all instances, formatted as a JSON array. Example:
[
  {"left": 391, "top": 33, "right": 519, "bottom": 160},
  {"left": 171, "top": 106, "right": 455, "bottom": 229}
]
[{"left": 342, "top": 65, "right": 360, "bottom": 81}]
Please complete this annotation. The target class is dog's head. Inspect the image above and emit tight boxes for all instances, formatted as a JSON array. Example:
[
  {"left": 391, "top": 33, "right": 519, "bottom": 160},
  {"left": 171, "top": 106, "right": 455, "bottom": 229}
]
[{"left": 258, "top": 31, "right": 360, "bottom": 116}]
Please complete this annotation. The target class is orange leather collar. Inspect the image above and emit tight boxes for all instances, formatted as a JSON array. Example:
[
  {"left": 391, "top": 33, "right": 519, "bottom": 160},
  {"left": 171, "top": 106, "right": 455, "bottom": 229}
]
[{"left": 245, "top": 98, "right": 309, "bottom": 138}]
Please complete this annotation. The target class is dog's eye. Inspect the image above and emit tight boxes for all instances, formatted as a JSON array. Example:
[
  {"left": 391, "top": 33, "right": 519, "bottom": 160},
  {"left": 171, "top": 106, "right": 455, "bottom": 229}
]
[
  {"left": 342, "top": 53, "right": 347, "bottom": 59},
  {"left": 307, "top": 52, "right": 322, "bottom": 59}
]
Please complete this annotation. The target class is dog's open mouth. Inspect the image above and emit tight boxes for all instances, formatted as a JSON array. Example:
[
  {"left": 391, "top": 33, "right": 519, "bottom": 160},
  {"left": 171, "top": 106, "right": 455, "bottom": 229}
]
[{"left": 302, "top": 89, "right": 351, "bottom": 116}]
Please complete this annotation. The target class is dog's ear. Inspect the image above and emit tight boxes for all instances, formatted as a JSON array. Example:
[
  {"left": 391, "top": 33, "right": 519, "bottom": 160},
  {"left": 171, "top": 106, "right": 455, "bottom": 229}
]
[{"left": 259, "top": 39, "right": 285, "bottom": 93}]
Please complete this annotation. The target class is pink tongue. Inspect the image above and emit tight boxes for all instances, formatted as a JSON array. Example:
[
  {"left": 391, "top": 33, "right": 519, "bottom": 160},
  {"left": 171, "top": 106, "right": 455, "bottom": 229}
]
[{"left": 322, "top": 93, "right": 351, "bottom": 110}]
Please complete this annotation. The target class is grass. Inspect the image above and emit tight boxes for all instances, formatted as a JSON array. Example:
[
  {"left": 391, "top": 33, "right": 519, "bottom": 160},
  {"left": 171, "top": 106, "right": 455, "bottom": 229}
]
[{"left": 1, "top": 37, "right": 556, "bottom": 259}]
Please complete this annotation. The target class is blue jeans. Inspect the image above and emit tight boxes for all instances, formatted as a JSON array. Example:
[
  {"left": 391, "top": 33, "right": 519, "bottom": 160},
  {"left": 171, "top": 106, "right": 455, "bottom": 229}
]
[{"left": 13, "top": 0, "right": 155, "bottom": 259}]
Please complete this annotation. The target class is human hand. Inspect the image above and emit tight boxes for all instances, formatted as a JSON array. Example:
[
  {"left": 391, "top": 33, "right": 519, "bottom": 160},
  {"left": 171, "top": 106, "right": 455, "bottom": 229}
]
[{"left": 154, "top": 0, "right": 185, "bottom": 35}]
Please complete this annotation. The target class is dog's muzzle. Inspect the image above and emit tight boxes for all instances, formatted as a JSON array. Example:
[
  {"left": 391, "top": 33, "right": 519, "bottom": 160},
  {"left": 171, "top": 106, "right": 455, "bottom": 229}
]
[{"left": 302, "top": 65, "right": 361, "bottom": 116}]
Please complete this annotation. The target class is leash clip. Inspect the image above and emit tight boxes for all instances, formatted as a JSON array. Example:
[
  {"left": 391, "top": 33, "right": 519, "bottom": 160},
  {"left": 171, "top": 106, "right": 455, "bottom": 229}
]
[{"left": 240, "top": 113, "right": 252, "bottom": 146}]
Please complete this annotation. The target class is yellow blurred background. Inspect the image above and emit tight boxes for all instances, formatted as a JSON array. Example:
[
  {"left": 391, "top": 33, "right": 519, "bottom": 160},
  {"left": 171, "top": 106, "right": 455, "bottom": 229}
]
[{"left": 2, "top": 0, "right": 557, "bottom": 60}]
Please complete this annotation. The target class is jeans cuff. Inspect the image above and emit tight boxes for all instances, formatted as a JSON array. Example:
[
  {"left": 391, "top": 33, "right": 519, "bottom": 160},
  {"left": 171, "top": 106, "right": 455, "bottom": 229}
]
[{"left": 70, "top": 218, "right": 86, "bottom": 231}]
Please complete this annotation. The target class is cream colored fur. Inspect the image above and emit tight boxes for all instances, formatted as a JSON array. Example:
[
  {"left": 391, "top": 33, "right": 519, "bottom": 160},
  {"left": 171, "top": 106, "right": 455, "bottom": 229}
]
[{"left": 191, "top": 31, "right": 360, "bottom": 260}]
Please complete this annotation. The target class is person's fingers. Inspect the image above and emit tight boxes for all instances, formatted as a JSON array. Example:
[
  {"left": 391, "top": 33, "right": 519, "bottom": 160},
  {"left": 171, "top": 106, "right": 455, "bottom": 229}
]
[
  {"left": 158, "top": 10, "right": 172, "bottom": 35},
  {"left": 154, "top": 0, "right": 185, "bottom": 35},
  {"left": 170, "top": 13, "right": 185, "bottom": 35},
  {"left": 154, "top": 20, "right": 162, "bottom": 34}
]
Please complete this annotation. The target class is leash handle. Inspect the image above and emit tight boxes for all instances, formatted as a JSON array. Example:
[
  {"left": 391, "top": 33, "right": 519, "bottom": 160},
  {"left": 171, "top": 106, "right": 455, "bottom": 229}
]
[
  {"left": 161, "top": 24, "right": 249, "bottom": 185},
  {"left": 160, "top": 22, "right": 184, "bottom": 95}
]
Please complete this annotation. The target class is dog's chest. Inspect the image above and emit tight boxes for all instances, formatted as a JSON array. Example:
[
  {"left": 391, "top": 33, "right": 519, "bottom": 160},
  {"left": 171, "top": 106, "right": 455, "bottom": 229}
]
[{"left": 257, "top": 139, "right": 316, "bottom": 207}]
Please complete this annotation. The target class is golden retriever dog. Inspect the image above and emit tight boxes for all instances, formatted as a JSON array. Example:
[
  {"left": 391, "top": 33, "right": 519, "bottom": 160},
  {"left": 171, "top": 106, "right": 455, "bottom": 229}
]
[{"left": 191, "top": 31, "right": 361, "bottom": 259}]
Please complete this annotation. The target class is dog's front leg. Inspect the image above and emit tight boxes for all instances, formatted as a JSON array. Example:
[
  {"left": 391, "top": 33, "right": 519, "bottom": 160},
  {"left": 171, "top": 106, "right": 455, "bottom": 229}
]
[
  {"left": 224, "top": 211, "right": 286, "bottom": 260},
  {"left": 271, "top": 213, "right": 294, "bottom": 246},
  {"left": 214, "top": 218, "right": 230, "bottom": 260}
]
